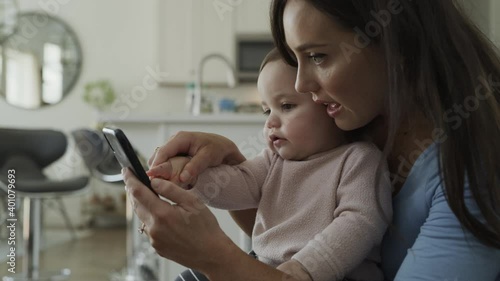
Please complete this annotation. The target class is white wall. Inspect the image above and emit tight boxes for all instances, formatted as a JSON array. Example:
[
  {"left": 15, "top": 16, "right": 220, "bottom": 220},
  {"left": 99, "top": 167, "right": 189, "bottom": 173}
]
[
  {"left": 0, "top": 0, "right": 163, "bottom": 131},
  {"left": 489, "top": 0, "right": 500, "bottom": 45},
  {"left": 0, "top": 0, "right": 261, "bottom": 132},
  {"left": 0, "top": 0, "right": 261, "bottom": 227},
  {"left": 462, "top": 0, "right": 491, "bottom": 37}
]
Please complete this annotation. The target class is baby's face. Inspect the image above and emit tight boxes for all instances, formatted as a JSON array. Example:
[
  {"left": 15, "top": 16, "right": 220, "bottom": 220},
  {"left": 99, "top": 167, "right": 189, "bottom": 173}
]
[{"left": 257, "top": 60, "right": 345, "bottom": 160}]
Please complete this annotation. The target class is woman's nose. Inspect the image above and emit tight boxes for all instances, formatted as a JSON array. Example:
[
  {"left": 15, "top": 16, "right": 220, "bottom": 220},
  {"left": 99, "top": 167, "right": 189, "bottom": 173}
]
[{"left": 295, "top": 66, "right": 318, "bottom": 94}]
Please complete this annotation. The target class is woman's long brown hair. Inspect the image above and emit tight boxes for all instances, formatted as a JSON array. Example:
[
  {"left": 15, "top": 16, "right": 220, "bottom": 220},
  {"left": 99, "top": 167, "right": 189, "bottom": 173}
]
[{"left": 271, "top": 0, "right": 500, "bottom": 248}]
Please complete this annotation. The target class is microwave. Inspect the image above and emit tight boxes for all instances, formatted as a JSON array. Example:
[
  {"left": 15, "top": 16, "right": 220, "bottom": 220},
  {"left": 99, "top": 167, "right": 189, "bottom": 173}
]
[{"left": 235, "top": 34, "right": 275, "bottom": 82}]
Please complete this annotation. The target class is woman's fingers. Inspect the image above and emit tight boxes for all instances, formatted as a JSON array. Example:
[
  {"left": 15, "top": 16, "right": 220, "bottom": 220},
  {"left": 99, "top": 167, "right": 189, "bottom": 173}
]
[
  {"left": 151, "top": 178, "right": 205, "bottom": 213},
  {"left": 150, "top": 132, "right": 225, "bottom": 182},
  {"left": 178, "top": 146, "right": 220, "bottom": 182},
  {"left": 123, "top": 168, "right": 169, "bottom": 223},
  {"left": 147, "top": 131, "right": 245, "bottom": 184},
  {"left": 125, "top": 165, "right": 205, "bottom": 222},
  {"left": 149, "top": 131, "right": 195, "bottom": 166},
  {"left": 123, "top": 167, "right": 243, "bottom": 272}
]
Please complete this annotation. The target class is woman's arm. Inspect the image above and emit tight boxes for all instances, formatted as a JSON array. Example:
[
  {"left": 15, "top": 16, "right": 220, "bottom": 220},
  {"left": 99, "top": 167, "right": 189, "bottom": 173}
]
[
  {"left": 393, "top": 183, "right": 500, "bottom": 280},
  {"left": 123, "top": 168, "right": 302, "bottom": 281},
  {"left": 229, "top": 209, "right": 257, "bottom": 237}
]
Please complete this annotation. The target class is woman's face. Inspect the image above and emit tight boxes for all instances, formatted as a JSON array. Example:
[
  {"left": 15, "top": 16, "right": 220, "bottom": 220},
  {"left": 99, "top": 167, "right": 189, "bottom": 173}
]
[{"left": 283, "top": 0, "right": 388, "bottom": 131}]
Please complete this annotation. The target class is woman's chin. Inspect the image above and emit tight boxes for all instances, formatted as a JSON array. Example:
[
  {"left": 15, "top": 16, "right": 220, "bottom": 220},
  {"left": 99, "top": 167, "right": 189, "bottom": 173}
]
[{"left": 335, "top": 119, "right": 364, "bottom": 131}]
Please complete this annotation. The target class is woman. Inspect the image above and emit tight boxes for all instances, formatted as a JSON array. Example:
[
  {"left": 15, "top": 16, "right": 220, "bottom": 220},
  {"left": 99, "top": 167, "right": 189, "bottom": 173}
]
[{"left": 124, "top": 0, "right": 500, "bottom": 280}]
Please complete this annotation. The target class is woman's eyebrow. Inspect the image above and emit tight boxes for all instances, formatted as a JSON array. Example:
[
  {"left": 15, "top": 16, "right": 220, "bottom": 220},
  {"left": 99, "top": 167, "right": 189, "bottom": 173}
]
[{"left": 295, "top": 43, "right": 329, "bottom": 52}]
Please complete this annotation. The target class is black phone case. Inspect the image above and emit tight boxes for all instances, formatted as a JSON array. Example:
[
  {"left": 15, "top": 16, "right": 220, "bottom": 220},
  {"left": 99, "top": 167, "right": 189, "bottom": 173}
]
[{"left": 102, "top": 127, "right": 157, "bottom": 196}]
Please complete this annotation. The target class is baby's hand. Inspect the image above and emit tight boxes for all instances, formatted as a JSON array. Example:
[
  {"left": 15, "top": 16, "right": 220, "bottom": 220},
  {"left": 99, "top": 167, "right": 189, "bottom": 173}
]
[
  {"left": 147, "top": 156, "right": 195, "bottom": 188},
  {"left": 277, "top": 260, "right": 312, "bottom": 281}
]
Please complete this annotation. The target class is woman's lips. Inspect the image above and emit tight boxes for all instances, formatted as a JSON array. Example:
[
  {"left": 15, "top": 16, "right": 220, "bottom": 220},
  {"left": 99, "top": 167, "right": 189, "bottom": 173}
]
[
  {"left": 314, "top": 99, "right": 343, "bottom": 118},
  {"left": 326, "top": 103, "right": 342, "bottom": 118}
]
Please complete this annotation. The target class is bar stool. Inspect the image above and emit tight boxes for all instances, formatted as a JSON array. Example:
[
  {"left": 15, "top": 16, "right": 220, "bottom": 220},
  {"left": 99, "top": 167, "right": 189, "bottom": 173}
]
[{"left": 0, "top": 128, "right": 90, "bottom": 281}]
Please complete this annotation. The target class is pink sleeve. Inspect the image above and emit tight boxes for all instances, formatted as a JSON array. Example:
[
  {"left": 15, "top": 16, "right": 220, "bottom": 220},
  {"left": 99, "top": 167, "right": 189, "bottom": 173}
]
[
  {"left": 293, "top": 143, "right": 393, "bottom": 281},
  {"left": 189, "top": 148, "right": 274, "bottom": 210}
]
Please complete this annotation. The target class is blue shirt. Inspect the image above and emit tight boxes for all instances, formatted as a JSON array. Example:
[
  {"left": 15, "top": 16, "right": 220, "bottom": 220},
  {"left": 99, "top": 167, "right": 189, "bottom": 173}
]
[{"left": 381, "top": 143, "right": 500, "bottom": 280}]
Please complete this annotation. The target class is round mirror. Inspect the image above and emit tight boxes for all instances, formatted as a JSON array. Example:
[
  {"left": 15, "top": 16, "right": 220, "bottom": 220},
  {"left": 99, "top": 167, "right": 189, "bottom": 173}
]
[
  {"left": 0, "top": 12, "right": 82, "bottom": 109},
  {"left": 0, "top": 0, "right": 19, "bottom": 42}
]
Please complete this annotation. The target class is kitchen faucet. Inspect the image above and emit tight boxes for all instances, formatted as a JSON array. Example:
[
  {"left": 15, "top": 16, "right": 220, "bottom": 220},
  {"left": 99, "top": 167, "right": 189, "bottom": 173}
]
[{"left": 191, "top": 53, "right": 237, "bottom": 115}]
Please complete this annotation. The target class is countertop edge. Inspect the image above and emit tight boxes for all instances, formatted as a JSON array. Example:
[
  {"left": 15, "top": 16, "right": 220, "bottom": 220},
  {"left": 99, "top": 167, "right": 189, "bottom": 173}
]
[{"left": 98, "top": 114, "right": 267, "bottom": 124}]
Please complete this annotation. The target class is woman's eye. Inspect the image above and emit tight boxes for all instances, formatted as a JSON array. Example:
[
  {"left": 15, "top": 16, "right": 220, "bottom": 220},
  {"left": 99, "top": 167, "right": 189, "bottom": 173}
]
[
  {"left": 281, "top": 103, "right": 296, "bottom": 111},
  {"left": 308, "top": 53, "right": 326, "bottom": 64},
  {"left": 262, "top": 109, "right": 270, "bottom": 116}
]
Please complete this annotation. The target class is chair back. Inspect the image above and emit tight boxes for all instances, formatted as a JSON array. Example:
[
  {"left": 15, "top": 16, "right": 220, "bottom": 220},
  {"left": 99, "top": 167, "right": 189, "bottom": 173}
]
[
  {"left": 72, "top": 128, "right": 122, "bottom": 183},
  {"left": 0, "top": 128, "right": 67, "bottom": 169},
  {"left": 71, "top": 129, "right": 108, "bottom": 170}
]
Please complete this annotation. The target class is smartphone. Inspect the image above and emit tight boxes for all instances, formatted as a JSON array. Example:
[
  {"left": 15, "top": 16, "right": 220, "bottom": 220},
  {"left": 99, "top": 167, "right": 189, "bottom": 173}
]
[{"left": 102, "top": 127, "right": 158, "bottom": 196}]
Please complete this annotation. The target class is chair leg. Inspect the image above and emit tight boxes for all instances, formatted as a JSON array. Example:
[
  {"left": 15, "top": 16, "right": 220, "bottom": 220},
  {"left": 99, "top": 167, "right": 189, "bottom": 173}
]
[
  {"left": 55, "top": 197, "right": 77, "bottom": 240},
  {"left": 23, "top": 197, "right": 41, "bottom": 280},
  {"left": 126, "top": 194, "right": 140, "bottom": 279}
]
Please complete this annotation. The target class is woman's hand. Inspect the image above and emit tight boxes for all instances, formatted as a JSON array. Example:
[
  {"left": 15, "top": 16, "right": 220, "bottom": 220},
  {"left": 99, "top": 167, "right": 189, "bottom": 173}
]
[
  {"left": 148, "top": 131, "right": 246, "bottom": 183},
  {"left": 123, "top": 168, "right": 237, "bottom": 270}
]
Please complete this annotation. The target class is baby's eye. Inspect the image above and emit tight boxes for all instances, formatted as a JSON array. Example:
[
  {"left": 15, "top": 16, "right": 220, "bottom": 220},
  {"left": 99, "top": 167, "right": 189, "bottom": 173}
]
[
  {"left": 308, "top": 53, "right": 326, "bottom": 64},
  {"left": 281, "top": 103, "right": 296, "bottom": 111},
  {"left": 262, "top": 109, "right": 270, "bottom": 116}
]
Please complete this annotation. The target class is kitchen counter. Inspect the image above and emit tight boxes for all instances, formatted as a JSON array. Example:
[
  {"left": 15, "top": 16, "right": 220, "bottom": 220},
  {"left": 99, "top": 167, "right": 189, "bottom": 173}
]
[{"left": 98, "top": 113, "right": 267, "bottom": 124}]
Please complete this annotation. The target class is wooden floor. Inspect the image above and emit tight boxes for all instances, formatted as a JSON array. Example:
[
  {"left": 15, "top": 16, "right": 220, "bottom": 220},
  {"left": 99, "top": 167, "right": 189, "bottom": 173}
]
[{"left": 1, "top": 227, "right": 127, "bottom": 281}]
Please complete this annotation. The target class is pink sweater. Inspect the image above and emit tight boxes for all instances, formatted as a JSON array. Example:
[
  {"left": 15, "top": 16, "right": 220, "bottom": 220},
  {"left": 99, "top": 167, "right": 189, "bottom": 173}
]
[{"left": 190, "top": 142, "right": 392, "bottom": 281}]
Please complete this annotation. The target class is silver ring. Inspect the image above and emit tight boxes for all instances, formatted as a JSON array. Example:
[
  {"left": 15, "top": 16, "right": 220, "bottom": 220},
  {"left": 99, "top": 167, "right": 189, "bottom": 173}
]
[{"left": 138, "top": 222, "right": 146, "bottom": 234}]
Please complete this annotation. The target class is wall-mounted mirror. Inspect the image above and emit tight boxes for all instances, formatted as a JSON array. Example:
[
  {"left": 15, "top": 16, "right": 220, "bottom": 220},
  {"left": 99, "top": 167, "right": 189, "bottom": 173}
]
[{"left": 0, "top": 11, "right": 82, "bottom": 110}]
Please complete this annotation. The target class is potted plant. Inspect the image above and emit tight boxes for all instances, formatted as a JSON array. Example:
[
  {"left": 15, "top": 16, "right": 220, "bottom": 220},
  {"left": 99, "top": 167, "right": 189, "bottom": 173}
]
[{"left": 82, "top": 79, "right": 116, "bottom": 112}]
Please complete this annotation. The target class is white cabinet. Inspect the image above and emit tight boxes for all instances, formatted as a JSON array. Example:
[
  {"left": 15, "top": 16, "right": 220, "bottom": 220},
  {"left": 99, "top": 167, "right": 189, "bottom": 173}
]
[
  {"left": 234, "top": 0, "right": 272, "bottom": 34},
  {"left": 99, "top": 113, "right": 267, "bottom": 280},
  {"left": 158, "top": 0, "right": 195, "bottom": 84},
  {"left": 160, "top": 0, "right": 235, "bottom": 85},
  {"left": 159, "top": 0, "right": 271, "bottom": 85}
]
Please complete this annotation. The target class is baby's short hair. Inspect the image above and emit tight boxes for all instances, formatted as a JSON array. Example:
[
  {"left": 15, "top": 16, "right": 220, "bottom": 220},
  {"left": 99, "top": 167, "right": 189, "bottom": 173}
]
[{"left": 259, "top": 48, "right": 282, "bottom": 73}]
